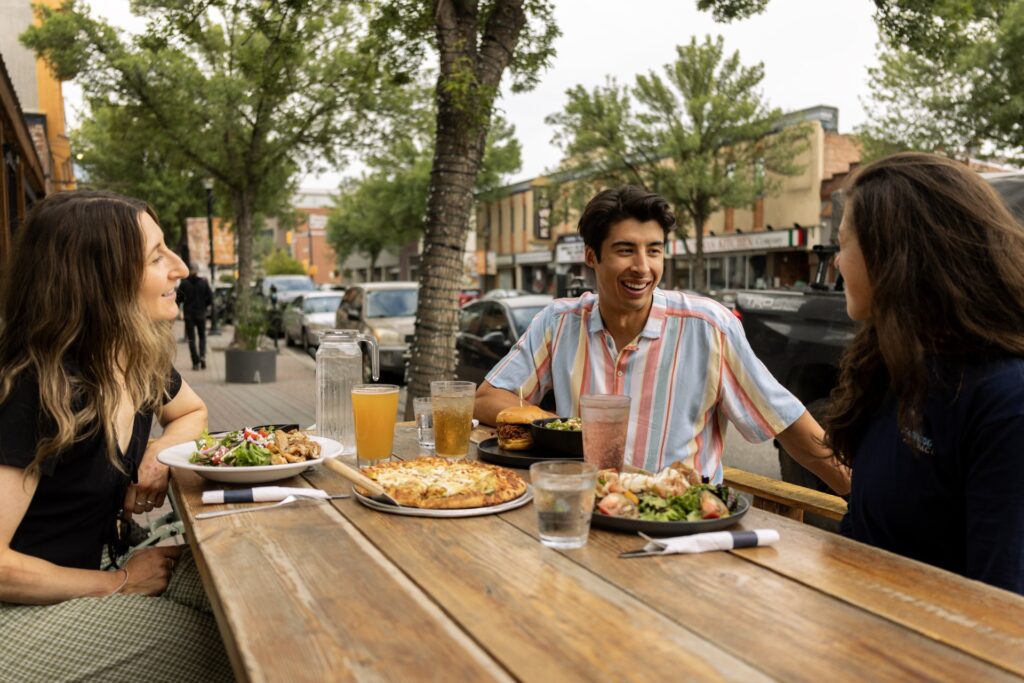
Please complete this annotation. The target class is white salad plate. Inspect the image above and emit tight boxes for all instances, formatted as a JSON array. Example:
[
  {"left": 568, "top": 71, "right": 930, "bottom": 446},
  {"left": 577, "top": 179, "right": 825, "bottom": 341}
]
[{"left": 157, "top": 436, "right": 343, "bottom": 484}]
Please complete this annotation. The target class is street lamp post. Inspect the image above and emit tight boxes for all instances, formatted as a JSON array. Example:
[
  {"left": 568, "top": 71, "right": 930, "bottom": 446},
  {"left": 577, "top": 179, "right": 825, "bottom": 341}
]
[{"left": 203, "top": 178, "right": 221, "bottom": 335}]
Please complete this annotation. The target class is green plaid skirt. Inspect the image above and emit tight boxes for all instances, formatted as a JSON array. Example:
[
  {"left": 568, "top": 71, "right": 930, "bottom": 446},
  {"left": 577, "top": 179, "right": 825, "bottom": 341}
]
[{"left": 0, "top": 547, "right": 234, "bottom": 683}]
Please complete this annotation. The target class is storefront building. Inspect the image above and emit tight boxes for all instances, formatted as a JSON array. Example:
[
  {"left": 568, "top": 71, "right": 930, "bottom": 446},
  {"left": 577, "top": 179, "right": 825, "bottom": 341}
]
[{"left": 474, "top": 105, "right": 861, "bottom": 295}]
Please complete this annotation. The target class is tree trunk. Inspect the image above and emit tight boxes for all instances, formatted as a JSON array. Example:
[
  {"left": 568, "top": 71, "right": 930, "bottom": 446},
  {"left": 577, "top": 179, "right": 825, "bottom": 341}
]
[
  {"left": 404, "top": 0, "right": 528, "bottom": 417},
  {"left": 405, "top": 109, "right": 486, "bottom": 407},
  {"left": 232, "top": 187, "right": 256, "bottom": 346},
  {"left": 368, "top": 251, "right": 379, "bottom": 282}
]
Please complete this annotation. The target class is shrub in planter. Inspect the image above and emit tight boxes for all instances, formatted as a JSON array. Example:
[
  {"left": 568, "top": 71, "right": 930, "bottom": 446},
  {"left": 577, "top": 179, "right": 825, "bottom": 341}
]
[{"left": 225, "top": 295, "right": 277, "bottom": 383}]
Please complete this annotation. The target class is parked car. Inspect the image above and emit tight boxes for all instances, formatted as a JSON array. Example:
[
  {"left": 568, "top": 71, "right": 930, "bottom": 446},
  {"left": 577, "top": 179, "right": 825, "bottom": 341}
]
[
  {"left": 481, "top": 288, "right": 530, "bottom": 300},
  {"left": 455, "top": 295, "right": 552, "bottom": 385},
  {"left": 335, "top": 282, "right": 418, "bottom": 377},
  {"left": 256, "top": 275, "right": 316, "bottom": 337},
  {"left": 459, "top": 288, "right": 482, "bottom": 307},
  {"left": 281, "top": 291, "right": 344, "bottom": 350}
]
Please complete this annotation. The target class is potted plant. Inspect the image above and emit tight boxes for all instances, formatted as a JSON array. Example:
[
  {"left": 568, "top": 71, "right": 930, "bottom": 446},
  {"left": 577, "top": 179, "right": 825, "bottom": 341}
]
[{"left": 224, "top": 294, "right": 277, "bottom": 383}]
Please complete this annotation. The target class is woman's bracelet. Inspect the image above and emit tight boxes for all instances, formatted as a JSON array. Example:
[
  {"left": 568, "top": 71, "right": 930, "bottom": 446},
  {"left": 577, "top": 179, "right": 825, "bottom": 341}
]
[{"left": 108, "top": 568, "right": 129, "bottom": 596}]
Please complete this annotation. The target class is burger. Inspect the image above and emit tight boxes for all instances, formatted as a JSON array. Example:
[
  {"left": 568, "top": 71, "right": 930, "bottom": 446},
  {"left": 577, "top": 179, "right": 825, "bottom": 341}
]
[{"left": 496, "top": 404, "right": 555, "bottom": 451}]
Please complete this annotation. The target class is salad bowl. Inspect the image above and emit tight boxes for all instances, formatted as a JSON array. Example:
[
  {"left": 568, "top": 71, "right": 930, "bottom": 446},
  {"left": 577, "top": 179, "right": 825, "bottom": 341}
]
[
  {"left": 157, "top": 433, "right": 343, "bottom": 484},
  {"left": 530, "top": 417, "right": 584, "bottom": 457}
]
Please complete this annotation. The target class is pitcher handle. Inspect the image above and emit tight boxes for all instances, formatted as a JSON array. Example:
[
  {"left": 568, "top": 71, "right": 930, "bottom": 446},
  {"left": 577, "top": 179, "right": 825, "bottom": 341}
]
[{"left": 358, "top": 334, "right": 380, "bottom": 381}]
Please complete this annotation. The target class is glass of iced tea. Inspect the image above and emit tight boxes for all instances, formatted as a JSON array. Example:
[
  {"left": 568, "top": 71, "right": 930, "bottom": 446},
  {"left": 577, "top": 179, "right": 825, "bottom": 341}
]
[
  {"left": 580, "top": 394, "right": 631, "bottom": 471},
  {"left": 352, "top": 384, "right": 400, "bottom": 468},
  {"left": 430, "top": 380, "right": 476, "bottom": 459}
]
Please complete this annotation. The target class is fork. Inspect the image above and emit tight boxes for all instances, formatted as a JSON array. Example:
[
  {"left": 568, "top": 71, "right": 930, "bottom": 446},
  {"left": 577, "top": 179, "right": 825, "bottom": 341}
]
[{"left": 195, "top": 494, "right": 348, "bottom": 520}]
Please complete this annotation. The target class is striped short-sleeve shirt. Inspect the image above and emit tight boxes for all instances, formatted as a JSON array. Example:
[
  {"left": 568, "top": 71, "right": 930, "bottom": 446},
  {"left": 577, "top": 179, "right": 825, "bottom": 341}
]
[{"left": 485, "top": 288, "right": 805, "bottom": 482}]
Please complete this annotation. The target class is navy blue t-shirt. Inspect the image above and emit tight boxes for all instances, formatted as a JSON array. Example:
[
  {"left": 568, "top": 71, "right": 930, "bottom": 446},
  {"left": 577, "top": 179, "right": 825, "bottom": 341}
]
[{"left": 841, "top": 358, "right": 1024, "bottom": 595}]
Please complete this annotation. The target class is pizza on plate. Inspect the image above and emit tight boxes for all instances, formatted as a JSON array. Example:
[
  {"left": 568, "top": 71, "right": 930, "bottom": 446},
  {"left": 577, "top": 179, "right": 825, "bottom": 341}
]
[{"left": 360, "top": 457, "right": 527, "bottom": 509}]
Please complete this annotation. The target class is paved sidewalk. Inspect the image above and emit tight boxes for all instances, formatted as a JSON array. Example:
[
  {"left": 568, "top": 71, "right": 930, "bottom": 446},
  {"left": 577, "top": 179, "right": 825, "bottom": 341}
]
[{"left": 174, "top": 321, "right": 318, "bottom": 431}]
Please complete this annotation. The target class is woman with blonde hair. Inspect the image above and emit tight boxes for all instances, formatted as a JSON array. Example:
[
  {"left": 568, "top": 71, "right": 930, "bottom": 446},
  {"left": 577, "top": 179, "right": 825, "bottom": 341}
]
[
  {"left": 0, "top": 191, "right": 232, "bottom": 680},
  {"left": 827, "top": 152, "right": 1024, "bottom": 595}
]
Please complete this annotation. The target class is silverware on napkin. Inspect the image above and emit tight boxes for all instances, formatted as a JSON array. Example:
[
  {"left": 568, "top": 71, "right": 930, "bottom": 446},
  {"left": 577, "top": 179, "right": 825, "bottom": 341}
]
[
  {"left": 201, "top": 486, "right": 348, "bottom": 504},
  {"left": 196, "top": 495, "right": 307, "bottom": 519},
  {"left": 619, "top": 529, "right": 780, "bottom": 558}
]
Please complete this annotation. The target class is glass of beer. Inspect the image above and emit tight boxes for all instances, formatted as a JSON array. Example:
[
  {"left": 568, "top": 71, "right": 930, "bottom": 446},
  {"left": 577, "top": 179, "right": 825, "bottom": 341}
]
[
  {"left": 352, "top": 384, "right": 400, "bottom": 468},
  {"left": 430, "top": 380, "right": 476, "bottom": 458}
]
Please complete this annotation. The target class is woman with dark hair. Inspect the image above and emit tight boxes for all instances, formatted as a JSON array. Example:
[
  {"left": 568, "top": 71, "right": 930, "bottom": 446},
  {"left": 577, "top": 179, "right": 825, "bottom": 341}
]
[
  {"left": 0, "top": 191, "right": 233, "bottom": 679},
  {"left": 827, "top": 152, "right": 1024, "bottom": 595}
]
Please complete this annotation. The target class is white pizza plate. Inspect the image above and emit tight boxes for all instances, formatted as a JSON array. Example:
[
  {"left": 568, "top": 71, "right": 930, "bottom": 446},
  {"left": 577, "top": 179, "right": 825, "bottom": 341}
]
[
  {"left": 157, "top": 436, "right": 343, "bottom": 484},
  {"left": 353, "top": 485, "right": 533, "bottom": 518}
]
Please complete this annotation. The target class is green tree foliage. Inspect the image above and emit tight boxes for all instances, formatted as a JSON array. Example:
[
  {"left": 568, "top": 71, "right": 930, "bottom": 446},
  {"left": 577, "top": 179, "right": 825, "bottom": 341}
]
[
  {"left": 327, "top": 86, "right": 522, "bottom": 282},
  {"left": 22, "top": 0, "right": 391, "bottom": 342},
  {"left": 71, "top": 100, "right": 203, "bottom": 248},
  {"left": 868, "top": 0, "right": 1024, "bottom": 160},
  {"left": 702, "top": 0, "right": 1024, "bottom": 161},
  {"left": 547, "top": 36, "right": 808, "bottom": 288},
  {"left": 365, "top": 0, "right": 558, "bottom": 409},
  {"left": 262, "top": 248, "right": 308, "bottom": 276},
  {"left": 856, "top": 45, "right": 982, "bottom": 162}
]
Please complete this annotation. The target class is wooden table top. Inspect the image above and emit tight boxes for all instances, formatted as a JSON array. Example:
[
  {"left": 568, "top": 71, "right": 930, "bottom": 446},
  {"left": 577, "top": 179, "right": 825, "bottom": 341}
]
[{"left": 172, "top": 426, "right": 1024, "bottom": 682}]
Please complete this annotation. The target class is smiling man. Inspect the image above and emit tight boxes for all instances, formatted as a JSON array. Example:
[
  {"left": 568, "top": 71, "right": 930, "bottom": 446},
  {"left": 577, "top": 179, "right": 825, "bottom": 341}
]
[{"left": 475, "top": 186, "right": 848, "bottom": 492}]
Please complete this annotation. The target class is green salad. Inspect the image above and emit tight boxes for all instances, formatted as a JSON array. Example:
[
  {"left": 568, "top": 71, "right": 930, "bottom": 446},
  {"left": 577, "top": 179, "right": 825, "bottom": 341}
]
[
  {"left": 636, "top": 484, "right": 737, "bottom": 522},
  {"left": 544, "top": 417, "right": 582, "bottom": 432}
]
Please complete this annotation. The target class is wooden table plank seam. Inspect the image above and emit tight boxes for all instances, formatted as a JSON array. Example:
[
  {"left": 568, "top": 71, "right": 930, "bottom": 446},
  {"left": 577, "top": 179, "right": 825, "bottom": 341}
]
[{"left": 724, "top": 517, "right": 1024, "bottom": 679}]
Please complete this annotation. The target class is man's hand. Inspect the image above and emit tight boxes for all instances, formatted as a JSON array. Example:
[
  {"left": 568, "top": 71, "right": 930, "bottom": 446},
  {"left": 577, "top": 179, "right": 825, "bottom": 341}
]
[
  {"left": 474, "top": 381, "right": 526, "bottom": 426},
  {"left": 776, "top": 411, "right": 851, "bottom": 496}
]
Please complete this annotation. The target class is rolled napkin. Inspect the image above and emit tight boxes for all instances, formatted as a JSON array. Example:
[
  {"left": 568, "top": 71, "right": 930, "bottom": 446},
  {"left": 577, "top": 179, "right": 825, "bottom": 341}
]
[
  {"left": 202, "top": 486, "right": 332, "bottom": 505},
  {"left": 619, "top": 529, "right": 780, "bottom": 558}
]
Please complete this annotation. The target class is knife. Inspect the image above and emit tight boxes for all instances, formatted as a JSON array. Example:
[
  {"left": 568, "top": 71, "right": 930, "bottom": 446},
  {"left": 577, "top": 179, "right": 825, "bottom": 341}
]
[{"left": 322, "top": 458, "right": 402, "bottom": 507}]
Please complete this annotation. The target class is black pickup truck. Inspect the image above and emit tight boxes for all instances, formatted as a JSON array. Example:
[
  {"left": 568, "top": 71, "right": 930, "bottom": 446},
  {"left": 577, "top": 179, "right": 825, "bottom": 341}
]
[{"left": 736, "top": 172, "right": 1024, "bottom": 492}]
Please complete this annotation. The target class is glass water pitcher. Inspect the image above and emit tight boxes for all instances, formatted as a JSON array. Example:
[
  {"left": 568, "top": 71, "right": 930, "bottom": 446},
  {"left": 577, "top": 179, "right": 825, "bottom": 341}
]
[{"left": 316, "top": 330, "right": 379, "bottom": 457}]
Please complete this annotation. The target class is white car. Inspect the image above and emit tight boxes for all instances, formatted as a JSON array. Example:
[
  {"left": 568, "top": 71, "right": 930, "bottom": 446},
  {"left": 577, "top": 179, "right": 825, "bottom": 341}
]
[
  {"left": 334, "top": 282, "right": 418, "bottom": 376},
  {"left": 281, "top": 292, "right": 344, "bottom": 350}
]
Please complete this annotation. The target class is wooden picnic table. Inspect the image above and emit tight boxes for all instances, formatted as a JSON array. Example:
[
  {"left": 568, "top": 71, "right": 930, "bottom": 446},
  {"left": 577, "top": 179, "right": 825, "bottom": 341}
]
[{"left": 171, "top": 425, "right": 1024, "bottom": 682}]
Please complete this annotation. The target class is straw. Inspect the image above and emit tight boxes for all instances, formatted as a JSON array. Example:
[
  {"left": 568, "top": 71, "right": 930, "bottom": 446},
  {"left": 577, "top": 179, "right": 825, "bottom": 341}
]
[{"left": 518, "top": 386, "right": 524, "bottom": 407}]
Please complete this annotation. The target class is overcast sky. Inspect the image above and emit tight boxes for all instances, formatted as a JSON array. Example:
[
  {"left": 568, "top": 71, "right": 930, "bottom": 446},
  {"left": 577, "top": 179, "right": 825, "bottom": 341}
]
[{"left": 64, "top": 0, "right": 880, "bottom": 192}]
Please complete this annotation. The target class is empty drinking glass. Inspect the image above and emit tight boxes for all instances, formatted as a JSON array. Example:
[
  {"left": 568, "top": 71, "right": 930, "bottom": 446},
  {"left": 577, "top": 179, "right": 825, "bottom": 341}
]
[{"left": 413, "top": 396, "right": 435, "bottom": 453}]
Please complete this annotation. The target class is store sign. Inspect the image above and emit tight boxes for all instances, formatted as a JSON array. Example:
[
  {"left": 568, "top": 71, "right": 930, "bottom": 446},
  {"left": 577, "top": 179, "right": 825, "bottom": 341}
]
[
  {"left": 555, "top": 237, "right": 586, "bottom": 264},
  {"left": 495, "top": 254, "right": 515, "bottom": 267},
  {"left": 670, "top": 227, "right": 805, "bottom": 255},
  {"left": 516, "top": 250, "right": 552, "bottom": 265},
  {"left": 308, "top": 214, "right": 328, "bottom": 230}
]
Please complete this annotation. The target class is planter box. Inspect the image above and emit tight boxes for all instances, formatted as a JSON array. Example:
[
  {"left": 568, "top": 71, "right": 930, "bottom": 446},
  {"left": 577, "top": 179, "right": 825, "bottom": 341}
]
[{"left": 224, "top": 348, "right": 277, "bottom": 384}]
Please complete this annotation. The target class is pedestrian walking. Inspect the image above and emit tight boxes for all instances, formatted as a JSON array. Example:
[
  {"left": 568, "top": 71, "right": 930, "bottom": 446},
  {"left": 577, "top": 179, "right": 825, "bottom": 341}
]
[{"left": 177, "top": 264, "right": 213, "bottom": 370}]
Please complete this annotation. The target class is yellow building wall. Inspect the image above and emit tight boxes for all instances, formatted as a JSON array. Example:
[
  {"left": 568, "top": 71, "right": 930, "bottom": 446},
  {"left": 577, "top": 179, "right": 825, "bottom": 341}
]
[{"left": 33, "top": 0, "right": 75, "bottom": 191}]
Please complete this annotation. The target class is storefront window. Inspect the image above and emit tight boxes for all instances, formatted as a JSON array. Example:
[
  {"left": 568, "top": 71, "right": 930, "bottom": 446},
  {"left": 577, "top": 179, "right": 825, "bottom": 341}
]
[
  {"left": 726, "top": 255, "right": 748, "bottom": 289},
  {"left": 707, "top": 257, "right": 726, "bottom": 291}
]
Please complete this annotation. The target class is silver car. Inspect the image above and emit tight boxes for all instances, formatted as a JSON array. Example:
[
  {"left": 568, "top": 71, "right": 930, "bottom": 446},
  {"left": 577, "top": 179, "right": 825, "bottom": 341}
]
[
  {"left": 334, "top": 282, "right": 418, "bottom": 376},
  {"left": 282, "top": 292, "right": 344, "bottom": 350}
]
